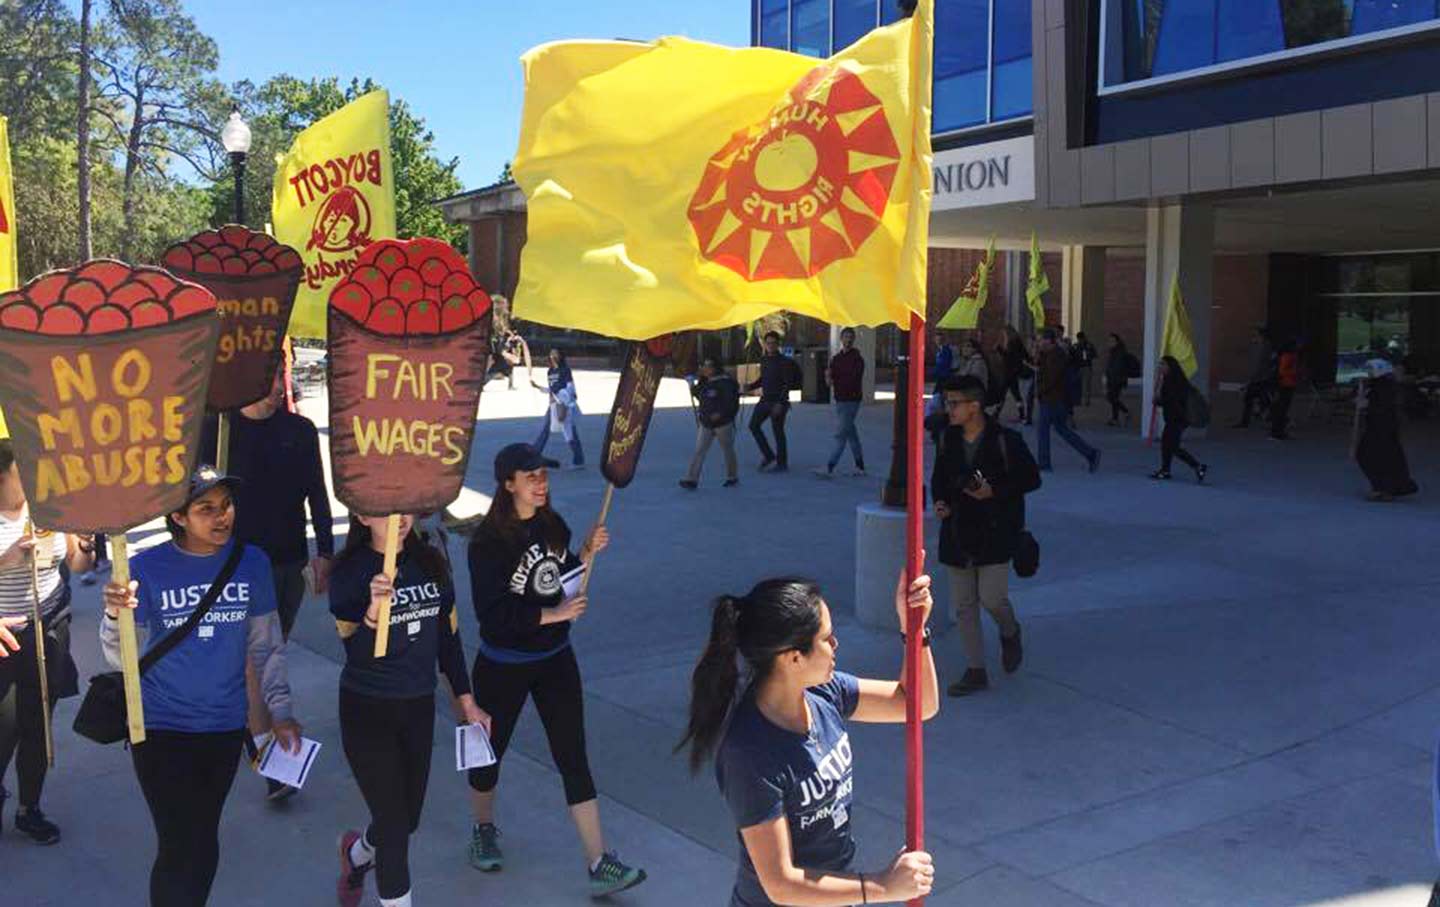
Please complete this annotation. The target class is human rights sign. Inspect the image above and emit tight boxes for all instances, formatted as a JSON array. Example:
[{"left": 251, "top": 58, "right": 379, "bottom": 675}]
[
  {"left": 326, "top": 238, "right": 492, "bottom": 515},
  {"left": 161, "top": 225, "right": 303, "bottom": 410},
  {"left": 0, "top": 261, "right": 220, "bottom": 533}
]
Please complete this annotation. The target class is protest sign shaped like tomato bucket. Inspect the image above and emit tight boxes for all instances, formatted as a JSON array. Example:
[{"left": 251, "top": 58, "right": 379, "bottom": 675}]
[
  {"left": 160, "top": 225, "right": 303, "bottom": 411},
  {"left": 0, "top": 260, "right": 220, "bottom": 533}
]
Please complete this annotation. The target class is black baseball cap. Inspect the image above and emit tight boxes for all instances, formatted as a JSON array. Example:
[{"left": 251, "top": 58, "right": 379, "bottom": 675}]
[
  {"left": 184, "top": 464, "right": 242, "bottom": 505},
  {"left": 493, "top": 443, "right": 548, "bottom": 483}
]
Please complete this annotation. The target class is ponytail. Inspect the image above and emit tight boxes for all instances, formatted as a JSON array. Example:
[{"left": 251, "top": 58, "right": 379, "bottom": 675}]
[{"left": 676, "top": 578, "right": 824, "bottom": 774}]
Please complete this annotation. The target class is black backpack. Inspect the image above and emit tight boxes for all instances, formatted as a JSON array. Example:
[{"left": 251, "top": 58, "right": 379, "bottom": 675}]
[{"left": 1124, "top": 352, "right": 1142, "bottom": 379}]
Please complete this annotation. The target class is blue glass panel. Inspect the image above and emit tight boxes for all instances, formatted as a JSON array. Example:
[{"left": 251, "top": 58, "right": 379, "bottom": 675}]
[
  {"left": 791, "top": 0, "right": 830, "bottom": 56},
  {"left": 1352, "top": 0, "right": 1440, "bottom": 35},
  {"left": 935, "top": 71, "right": 989, "bottom": 130},
  {"left": 760, "top": 0, "right": 788, "bottom": 49},
  {"left": 881, "top": 0, "right": 906, "bottom": 25},
  {"left": 992, "top": 0, "right": 1034, "bottom": 118},
  {"left": 1153, "top": 0, "right": 1217, "bottom": 75},
  {"left": 1217, "top": 0, "right": 1285, "bottom": 61},
  {"left": 934, "top": 0, "right": 989, "bottom": 129},
  {"left": 835, "top": 0, "right": 879, "bottom": 50}
]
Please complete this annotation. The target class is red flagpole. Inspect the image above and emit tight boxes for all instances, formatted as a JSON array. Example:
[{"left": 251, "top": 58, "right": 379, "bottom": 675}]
[{"left": 905, "top": 313, "right": 926, "bottom": 906}]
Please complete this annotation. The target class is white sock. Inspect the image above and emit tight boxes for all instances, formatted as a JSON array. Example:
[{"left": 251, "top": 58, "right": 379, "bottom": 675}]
[
  {"left": 590, "top": 855, "right": 603, "bottom": 873},
  {"left": 379, "top": 892, "right": 411, "bottom": 907},
  {"left": 349, "top": 831, "right": 375, "bottom": 869}
]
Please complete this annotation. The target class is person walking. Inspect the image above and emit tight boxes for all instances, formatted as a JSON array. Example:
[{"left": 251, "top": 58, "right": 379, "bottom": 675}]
[
  {"left": 931, "top": 376, "right": 1040, "bottom": 696},
  {"left": 1354, "top": 359, "right": 1419, "bottom": 502},
  {"left": 1233, "top": 327, "right": 1275, "bottom": 428},
  {"left": 1151, "top": 357, "right": 1209, "bottom": 482},
  {"left": 465, "top": 444, "right": 646, "bottom": 897},
  {"left": 746, "top": 332, "right": 800, "bottom": 472},
  {"left": 533, "top": 348, "right": 585, "bottom": 469},
  {"left": 1270, "top": 338, "right": 1300, "bottom": 441},
  {"left": 1074, "top": 331, "right": 1098, "bottom": 406},
  {"left": 815, "top": 327, "right": 867, "bottom": 478},
  {"left": 0, "top": 439, "right": 90, "bottom": 845},
  {"left": 204, "top": 367, "right": 333, "bottom": 802},
  {"left": 332, "top": 513, "right": 490, "bottom": 907},
  {"left": 1103, "top": 334, "right": 1135, "bottom": 427},
  {"left": 677, "top": 567, "right": 939, "bottom": 906},
  {"left": 997, "top": 328, "right": 1032, "bottom": 424},
  {"left": 681, "top": 359, "right": 741, "bottom": 489},
  {"left": 1034, "top": 330, "right": 1102, "bottom": 472},
  {"left": 101, "top": 466, "right": 301, "bottom": 907}
]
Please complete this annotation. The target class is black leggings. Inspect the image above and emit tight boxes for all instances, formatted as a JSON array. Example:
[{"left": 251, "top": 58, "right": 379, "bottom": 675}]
[
  {"left": 340, "top": 689, "right": 434, "bottom": 900},
  {"left": 1161, "top": 420, "right": 1199, "bottom": 472},
  {"left": 132, "top": 728, "right": 245, "bottom": 907},
  {"left": 0, "top": 616, "right": 68, "bottom": 809},
  {"left": 467, "top": 646, "right": 596, "bottom": 806},
  {"left": 1106, "top": 380, "right": 1130, "bottom": 422}
]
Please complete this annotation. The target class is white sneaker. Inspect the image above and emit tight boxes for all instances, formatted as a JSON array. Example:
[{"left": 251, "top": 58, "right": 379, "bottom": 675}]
[{"left": 811, "top": 467, "right": 834, "bottom": 479}]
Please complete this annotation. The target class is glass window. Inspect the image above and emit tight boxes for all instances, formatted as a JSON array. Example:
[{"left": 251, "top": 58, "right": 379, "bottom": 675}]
[
  {"left": 881, "top": 0, "right": 906, "bottom": 25},
  {"left": 835, "top": 0, "right": 879, "bottom": 51},
  {"left": 1217, "top": 0, "right": 1285, "bottom": 61},
  {"left": 992, "top": 0, "right": 1034, "bottom": 118},
  {"left": 759, "top": 0, "right": 788, "bottom": 50},
  {"left": 934, "top": 0, "right": 990, "bottom": 130},
  {"left": 791, "top": 0, "right": 830, "bottom": 57},
  {"left": 1352, "top": 0, "right": 1439, "bottom": 35}
]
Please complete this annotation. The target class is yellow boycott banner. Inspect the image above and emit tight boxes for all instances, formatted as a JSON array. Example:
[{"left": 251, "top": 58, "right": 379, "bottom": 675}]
[
  {"left": 272, "top": 91, "right": 396, "bottom": 340},
  {"left": 1, "top": 116, "right": 18, "bottom": 438}
]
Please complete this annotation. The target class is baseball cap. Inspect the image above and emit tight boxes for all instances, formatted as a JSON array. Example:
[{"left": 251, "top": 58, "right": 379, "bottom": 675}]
[
  {"left": 184, "top": 464, "right": 242, "bottom": 505},
  {"left": 493, "top": 443, "right": 549, "bottom": 483}
]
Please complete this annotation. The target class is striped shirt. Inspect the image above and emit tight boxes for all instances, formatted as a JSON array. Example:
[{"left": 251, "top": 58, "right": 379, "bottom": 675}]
[{"left": 0, "top": 511, "right": 67, "bottom": 620}]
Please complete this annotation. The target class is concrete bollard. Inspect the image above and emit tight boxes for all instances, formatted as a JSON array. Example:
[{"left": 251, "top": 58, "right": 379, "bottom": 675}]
[{"left": 854, "top": 503, "right": 950, "bottom": 632}]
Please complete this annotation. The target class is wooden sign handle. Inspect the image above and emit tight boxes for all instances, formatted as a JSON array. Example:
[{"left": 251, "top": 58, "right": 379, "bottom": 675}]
[
  {"left": 110, "top": 534, "right": 146, "bottom": 745},
  {"left": 577, "top": 483, "right": 614, "bottom": 597},
  {"left": 25, "top": 521, "right": 53, "bottom": 767},
  {"left": 216, "top": 411, "right": 231, "bottom": 473},
  {"left": 372, "top": 514, "right": 400, "bottom": 658}
]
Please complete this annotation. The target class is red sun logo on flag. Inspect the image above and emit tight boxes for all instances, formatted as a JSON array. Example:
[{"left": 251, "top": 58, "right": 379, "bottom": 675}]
[
  {"left": 687, "top": 64, "right": 900, "bottom": 282},
  {"left": 0, "top": 195, "right": 9, "bottom": 235}
]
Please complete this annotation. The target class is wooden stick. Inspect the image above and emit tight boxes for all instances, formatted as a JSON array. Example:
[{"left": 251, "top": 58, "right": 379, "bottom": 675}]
[
  {"left": 110, "top": 534, "right": 145, "bottom": 745},
  {"left": 372, "top": 514, "right": 400, "bottom": 658},
  {"left": 25, "top": 520, "right": 53, "bottom": 767},
  {"left": 216, "top": 411, "right": 230, "bottom": 473},
  {"left": 577, "top": 483, "right": 614, "bottom": 597}
]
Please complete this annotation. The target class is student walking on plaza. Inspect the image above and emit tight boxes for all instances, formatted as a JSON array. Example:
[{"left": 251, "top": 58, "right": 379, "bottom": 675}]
[
  {"left": 815, "top": 327, "right": 867, "bottom": 478},
  {"left": 1035, "top": 329, "right": 1101, "bottom": 472},
  {"left": 1104, "top": 334, "right": 1136, "bottom": 426},
  {"left": 533, "top": 348, "right": 585, "bottom": 469},
  {"left": 1073, "top": 331, "right": 1098, "bottom": 406},
  {"left": 332, "top": 513, "right": 490, "bottom": 907},
  {"left": 1233, "top": 326, "right": 1275, "bottom": 428},
  {"left": 677, "top": 567, "right": 939, "bottom": 906},
  {"left": 746, "top": 332, "right": 801, "bottom": 472},
  {"left": 1151, "top": 357, "right": 1209, "bottom": 483},
  {"left": 681, "top": 358, "right": 741, "bottom": 489},
  {"left": 101, "top": 466, "right": 300, "bottom": 907},
  {"left": 204, "top": 367, "right": 333, "bottom": 801},
  {"left": 465, "top": 444, "right": 646, "bottom": 897},
  {"left": 1270, "top": 338, "right": 1300, "bottom": 441},
  {"left": 0, "top": 439, "right": 91, "bottom": 845},
  {"left": 997, "top": 327, "right": 1032, "bottom": 423},
  {"left": 931, "top": 376, "right": 1040, "bottom": 696},
  {"left": 1354, "top": 359, "right": 1419, "bottom": 501}
]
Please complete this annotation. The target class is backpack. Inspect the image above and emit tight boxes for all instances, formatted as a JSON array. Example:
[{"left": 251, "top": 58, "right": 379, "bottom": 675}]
[
  {"left": 1185, "top": 386, "right": 1211, "bottom": 428},
  {"left": 1124, "top": 352, "right": 1142, "bottom": 379}
]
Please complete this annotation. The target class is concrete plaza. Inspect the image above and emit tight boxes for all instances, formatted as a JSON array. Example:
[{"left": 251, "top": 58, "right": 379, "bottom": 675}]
[{"left": 5, "top": 368, "right": 1438, "bottom": 906}]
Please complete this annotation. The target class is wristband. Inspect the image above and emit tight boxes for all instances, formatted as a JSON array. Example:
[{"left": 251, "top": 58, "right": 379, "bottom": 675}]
[{"left": 900, "top": 626, "right": 933, "bottom": 646}]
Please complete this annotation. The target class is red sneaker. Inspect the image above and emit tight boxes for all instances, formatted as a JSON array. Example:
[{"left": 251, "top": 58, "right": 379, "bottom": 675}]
[{"left": 336, "top": 829, "right": 372, "bottom": 907}]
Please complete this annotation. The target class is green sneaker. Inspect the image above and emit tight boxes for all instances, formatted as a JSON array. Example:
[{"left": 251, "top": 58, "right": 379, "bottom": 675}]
[
  {"left": 589, "top": 851, "right": 646, "bottom": 898},
  {"left": 468, "top": 822, "right": 503, "bottom": 872}
]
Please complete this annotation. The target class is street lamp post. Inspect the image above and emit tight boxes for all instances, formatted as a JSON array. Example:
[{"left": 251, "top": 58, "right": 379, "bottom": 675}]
[{"left": 220, "top": 109, "right": 252, "bottom": 225}]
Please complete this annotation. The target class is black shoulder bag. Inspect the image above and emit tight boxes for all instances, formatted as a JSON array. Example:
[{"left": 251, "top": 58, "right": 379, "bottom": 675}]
[
  {"left": 997, "top": 430, "right": 1040, "bottom": 579},
  {"left": 74, "top": 542, "right": 245, "bottom": 745}
]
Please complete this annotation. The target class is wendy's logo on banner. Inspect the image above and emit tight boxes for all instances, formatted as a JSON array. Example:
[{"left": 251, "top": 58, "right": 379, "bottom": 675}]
[
  {"left": 308, "top": 185, "right": 373, "bottom": 255},
  {"left": 326, "top": 237, "right": 492, "bottom": 515},
  {"left": 688, "top": 64, "right": 900, "bottom": 282},
  {"left": 161, "top": 225, "right": 303, "bottom": 411},
  {"left": 0, "top": 260, "right": 219, "bottom": 533}
]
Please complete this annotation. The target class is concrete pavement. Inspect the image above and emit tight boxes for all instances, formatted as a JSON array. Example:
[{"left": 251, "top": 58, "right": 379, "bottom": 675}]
[{"left": 4, "top": 368, "right": 1438, "bottom": 906}]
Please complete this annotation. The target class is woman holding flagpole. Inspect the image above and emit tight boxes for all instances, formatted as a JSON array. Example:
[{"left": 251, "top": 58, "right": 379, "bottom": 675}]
[
  {"left": 0, "top": 438, "right": 89, "bottom": 845},
  {"left": 464, "top": 443, "right": 645, "bottom": 897}
]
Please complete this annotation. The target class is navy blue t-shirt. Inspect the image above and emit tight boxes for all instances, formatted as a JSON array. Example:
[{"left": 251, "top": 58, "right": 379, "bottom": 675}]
[
  {"left": 130, "top": 540, "right": 277, "bottom": 733},
  {"left": 716, "top": 672, "right": 861, "bottom": 907}
]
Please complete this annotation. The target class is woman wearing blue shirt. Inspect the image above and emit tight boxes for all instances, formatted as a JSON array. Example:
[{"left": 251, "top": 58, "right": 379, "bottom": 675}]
[
  {"left": 531, "top": 348, "right": 584, "bottom": 469},
  {"left": 102, "top": 466, "right": 299, "bottom": 907},
  {"left": 331, "top": 512, "right": 489, "bottom": 907},
  {"left": 678, "top": 569, "right": 939, "bottom": 907}
]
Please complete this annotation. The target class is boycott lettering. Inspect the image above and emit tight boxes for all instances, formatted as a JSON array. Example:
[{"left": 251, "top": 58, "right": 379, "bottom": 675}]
[
  {"left": 288, "top": 149, "right": 383, "bottom": 208},
  {"left": 33, "top": 349, "right": 186, "bottom": 502}
]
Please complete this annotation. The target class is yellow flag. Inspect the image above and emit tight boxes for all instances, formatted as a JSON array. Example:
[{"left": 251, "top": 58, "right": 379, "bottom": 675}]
[
  {"left": 937, "top": 236, "right": 994, "bottom": 329},
  {"left": 1025, "top": 231, "right": 1048, "bottom": 330},
  {"left": 0, "top": 116, "right": 16, "bottom": 438},
  {"left": 511, "top": 0, "right": 934, "bottom": 339},
  {"left": 272, "top": 91, "right": 396, "bottom": 340},
  {"left": 1161, "top": 273, "right": 1198, "bottom": 377}
]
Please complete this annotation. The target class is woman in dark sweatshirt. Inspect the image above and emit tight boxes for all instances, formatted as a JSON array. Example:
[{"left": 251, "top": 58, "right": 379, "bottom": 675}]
[
  {"left": 332, "top": 513, "right": 488, "bottom": 907},
  {"left": 463, "top": 443, "right": 646, "bottom": 898},
  {"left": 1152, "top": 356, "right": 1208, "bottom": 483}
]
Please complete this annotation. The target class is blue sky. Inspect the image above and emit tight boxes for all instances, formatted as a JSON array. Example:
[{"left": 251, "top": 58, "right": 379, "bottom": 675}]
[{"left": 182, "top": 0, "right": 749, "bottom": 191}]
